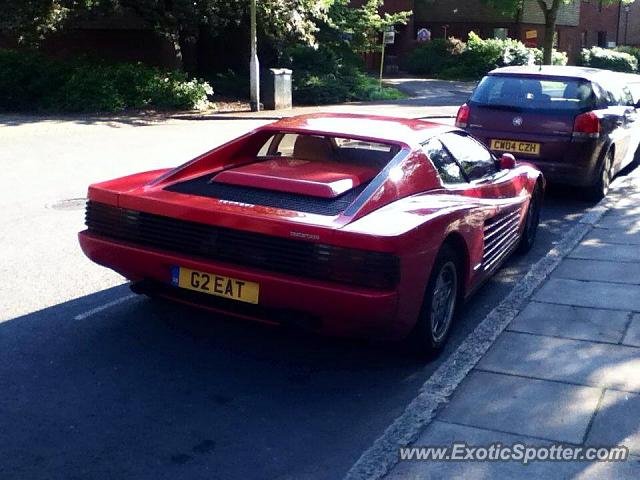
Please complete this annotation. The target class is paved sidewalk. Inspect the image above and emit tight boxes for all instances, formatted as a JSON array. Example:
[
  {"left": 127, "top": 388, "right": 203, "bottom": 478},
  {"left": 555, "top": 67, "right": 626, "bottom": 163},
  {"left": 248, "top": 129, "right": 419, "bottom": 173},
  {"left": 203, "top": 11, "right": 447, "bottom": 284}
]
[{"left": 387, "top": 177, "right": 640, "bottom": 479}]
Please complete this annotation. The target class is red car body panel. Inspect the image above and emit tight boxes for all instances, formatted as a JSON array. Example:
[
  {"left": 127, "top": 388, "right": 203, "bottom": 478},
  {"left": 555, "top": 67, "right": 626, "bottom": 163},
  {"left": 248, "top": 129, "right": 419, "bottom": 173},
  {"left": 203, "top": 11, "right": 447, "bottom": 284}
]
[
  {"left": 213, "top": 158, "right": 379, "bottom": 198},
  {"left": 79, "top": 113, "right": 543, "bottom": 340}
]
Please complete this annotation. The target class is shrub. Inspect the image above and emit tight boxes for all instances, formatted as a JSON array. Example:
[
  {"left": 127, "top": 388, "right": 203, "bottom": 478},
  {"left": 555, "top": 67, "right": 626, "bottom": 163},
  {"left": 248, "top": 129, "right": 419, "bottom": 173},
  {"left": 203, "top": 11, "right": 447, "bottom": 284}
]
[
  {"left": 449, "top": 32, "right": 538, "bottom": 78},
  {"left": 402, "top": 38, "right": 461, "bottom": 75},
  {"left": 579, "top": 46, "right": 638, "bottom": 73},
  {"left": 282, "top": 44, "right": 405, "bottom": 105},
  {"left": 532, "top": 48, "right": 569, "bottom": 66},
  {"left": 404, "top": 32, "right": 568, "bottom": 80},
  {"left": 0, "top": 49, "right": 213, "bottom": 112},
  {"left": 616, "top": 45, "right": 640, "bottom": 65}
]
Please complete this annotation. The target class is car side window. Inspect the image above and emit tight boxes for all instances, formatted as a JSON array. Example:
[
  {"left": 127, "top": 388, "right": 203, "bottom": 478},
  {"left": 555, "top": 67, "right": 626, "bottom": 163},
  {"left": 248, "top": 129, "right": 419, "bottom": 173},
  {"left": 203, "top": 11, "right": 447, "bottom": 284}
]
[
  {"left": 622, "top": 87, "right": 635, "bottom": 107},
  {"left": 439, "top": 132, "right": 498, "bottom": 181},
  {"left": 422, "top": 138, "right": 466, "bottom": 184},
  {"left": 605, "top": 84, "right": 633, "bottom": 107}
]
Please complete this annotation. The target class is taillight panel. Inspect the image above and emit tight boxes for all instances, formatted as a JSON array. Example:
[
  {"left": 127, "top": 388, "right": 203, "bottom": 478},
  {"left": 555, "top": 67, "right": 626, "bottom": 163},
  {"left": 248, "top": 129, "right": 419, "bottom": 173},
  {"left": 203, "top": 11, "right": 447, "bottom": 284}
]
[
  {"left": 456, "top": 104, "right": 470, "bottom": 128},
  {"left": 573, "top": 111, "right": 600, "bottom": 139}
]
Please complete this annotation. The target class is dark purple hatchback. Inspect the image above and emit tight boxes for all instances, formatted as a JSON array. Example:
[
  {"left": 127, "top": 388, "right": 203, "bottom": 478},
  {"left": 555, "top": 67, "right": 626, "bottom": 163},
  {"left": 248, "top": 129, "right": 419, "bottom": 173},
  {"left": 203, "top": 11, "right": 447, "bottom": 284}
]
[{"left": 457, "top": 66, "right": 640, "bottom": 199}]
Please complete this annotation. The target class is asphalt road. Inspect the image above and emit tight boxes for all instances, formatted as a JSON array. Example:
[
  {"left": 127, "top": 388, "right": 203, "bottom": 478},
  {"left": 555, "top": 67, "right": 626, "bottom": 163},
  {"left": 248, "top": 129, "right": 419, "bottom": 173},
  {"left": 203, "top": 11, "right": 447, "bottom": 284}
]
[{"left": 0, "top": 109, "right": 632, "bottom": 480}]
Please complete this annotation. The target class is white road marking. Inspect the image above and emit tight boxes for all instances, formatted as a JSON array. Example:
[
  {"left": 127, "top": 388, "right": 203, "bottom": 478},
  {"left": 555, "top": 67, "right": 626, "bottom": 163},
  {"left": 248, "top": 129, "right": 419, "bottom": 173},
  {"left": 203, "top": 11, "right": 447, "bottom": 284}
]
[
  {"left": 344, "top": 174, "right": 637, "bottom": 480},
  {"left": 74, "top": 293, "right": 137, "bottom": 320}
]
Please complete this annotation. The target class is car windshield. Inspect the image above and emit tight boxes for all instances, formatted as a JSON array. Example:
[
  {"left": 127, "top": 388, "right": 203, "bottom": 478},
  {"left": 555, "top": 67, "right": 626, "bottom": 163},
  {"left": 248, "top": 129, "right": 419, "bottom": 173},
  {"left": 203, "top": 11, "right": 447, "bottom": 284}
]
[{"left": 470, "top": 75, "right": 596, "bottom": 112}]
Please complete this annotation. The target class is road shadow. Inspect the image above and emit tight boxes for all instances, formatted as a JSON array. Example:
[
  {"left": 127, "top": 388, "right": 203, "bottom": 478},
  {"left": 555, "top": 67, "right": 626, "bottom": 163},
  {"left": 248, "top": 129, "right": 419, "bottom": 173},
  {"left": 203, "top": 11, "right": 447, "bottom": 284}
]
[{"left": 0, "top": 285, "right": 436, "bottom": 480}]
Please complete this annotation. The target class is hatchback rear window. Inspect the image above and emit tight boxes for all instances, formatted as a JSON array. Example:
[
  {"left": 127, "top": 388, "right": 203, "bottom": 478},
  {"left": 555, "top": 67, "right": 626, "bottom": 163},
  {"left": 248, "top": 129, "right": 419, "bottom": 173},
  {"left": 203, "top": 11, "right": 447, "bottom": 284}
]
[{"left": 470, "top": 75, "right": 595, "bottom": 112}]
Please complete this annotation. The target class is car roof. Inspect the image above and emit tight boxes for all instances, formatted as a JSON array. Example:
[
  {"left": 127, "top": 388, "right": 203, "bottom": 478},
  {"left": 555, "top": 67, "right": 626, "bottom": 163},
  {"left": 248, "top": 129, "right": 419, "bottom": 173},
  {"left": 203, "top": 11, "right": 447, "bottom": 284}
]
[
  {"left": 489, "top": 65, "right": 610, "bottom": 81},
  {"left": 263, "top": 113, "right": 453, "bottom": 146}
]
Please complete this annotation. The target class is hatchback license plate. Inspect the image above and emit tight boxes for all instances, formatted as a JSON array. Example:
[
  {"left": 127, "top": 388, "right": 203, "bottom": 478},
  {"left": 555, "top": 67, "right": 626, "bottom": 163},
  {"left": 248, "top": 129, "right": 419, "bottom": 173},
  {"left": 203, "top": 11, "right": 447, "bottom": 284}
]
[
  {"left": 490, "top": 139, "right": 540, "bottom": 156},
  {"left": 172, "top": 266, "right": 259, "bottom": 304}
]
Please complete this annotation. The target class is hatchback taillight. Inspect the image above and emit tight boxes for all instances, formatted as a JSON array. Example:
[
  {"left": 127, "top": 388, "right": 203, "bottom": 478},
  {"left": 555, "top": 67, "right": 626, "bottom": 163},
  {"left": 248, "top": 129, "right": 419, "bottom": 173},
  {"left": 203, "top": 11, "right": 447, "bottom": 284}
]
[
  {"left": 456, "top": 104, "right": 470, "bottom": 128},
  {"left": 573, "top": 111, "right": 600, "bottom": 139}
]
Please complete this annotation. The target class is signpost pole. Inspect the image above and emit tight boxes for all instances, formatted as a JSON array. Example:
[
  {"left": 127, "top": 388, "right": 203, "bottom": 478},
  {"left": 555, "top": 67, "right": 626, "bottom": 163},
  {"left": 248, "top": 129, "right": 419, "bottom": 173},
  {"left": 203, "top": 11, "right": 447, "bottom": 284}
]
[
  {"left": 249, "top": 0, "right": 260, "bottom": 112},
  {"left": 379, "top": 36, "right": 386, "bottom": 90}
]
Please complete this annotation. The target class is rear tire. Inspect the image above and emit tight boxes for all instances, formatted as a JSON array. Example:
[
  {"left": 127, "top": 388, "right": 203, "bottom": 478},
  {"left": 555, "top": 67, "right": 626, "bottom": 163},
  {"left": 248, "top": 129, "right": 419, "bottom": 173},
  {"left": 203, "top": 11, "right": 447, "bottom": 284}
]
[
  {"left": 586, "top": 149, "right": 614, "bottom": 201},
  {"left": 410, "top": 244, "right": 461, "bottom": 356},
  {"left": 517, "top": 184, "right": 541, "bottom": 254}
]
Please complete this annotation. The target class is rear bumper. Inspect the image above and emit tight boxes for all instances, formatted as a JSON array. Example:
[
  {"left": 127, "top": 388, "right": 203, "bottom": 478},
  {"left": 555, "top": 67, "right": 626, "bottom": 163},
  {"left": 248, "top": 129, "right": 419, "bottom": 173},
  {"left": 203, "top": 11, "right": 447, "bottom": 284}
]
[
  {"left": 79, "top": 231, "right": 405, "bottom": 340},
  {"left": 469, "top": 129, "right": 604, "bottom": 187}
]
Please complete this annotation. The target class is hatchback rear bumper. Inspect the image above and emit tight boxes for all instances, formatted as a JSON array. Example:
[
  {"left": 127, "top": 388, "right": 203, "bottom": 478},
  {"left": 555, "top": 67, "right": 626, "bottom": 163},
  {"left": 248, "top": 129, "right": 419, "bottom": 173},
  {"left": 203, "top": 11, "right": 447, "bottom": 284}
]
[{"left": 469, "top": 128, "right": 604, "bottom": 187}]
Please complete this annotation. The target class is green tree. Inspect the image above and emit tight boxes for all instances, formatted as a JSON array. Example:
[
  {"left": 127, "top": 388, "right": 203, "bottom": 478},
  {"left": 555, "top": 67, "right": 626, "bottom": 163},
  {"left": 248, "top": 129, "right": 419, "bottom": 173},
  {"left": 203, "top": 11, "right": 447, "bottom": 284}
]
[
  {"left": 484, "top": 0, "right": 635, "bottom": 65},
  {"left": 0, "top": 0, "right": 333, "bottom": 67},
  {"left": 325, "top": 0, "right": 412, "bottom": 54}
]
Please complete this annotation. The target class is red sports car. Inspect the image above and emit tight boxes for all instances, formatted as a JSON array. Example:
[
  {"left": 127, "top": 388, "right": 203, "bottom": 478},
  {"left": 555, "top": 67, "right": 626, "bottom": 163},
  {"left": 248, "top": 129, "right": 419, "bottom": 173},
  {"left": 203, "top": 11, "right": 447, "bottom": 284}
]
[{"left": 79, "top": 113, "right": 543, "bottom": 353}]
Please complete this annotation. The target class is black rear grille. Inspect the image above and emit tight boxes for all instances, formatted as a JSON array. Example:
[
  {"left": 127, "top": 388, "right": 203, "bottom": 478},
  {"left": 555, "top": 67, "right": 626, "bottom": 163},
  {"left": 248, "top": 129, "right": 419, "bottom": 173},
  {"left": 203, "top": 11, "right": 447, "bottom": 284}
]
[
  {"left": 85, "top": 201, "right": 399, "bottom": 290},
  {"left": 164, "top": 174, "right": 368, "bottom": 216}
]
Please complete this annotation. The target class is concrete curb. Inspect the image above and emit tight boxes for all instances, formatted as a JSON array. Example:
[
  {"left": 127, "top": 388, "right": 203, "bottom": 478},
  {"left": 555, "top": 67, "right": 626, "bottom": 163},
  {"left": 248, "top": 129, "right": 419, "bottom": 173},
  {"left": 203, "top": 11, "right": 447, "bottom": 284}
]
[{"left": 344, "top": 173, "right": 638, "bottom": 480}]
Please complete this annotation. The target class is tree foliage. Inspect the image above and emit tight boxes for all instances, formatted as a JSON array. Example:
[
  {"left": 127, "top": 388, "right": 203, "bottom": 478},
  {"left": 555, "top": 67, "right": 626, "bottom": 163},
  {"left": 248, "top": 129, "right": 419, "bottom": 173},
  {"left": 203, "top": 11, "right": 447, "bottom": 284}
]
[
  {"left": 0, "top": 0, "right": 333, "bottom": 49},
  {"left": 324, "top": 0, "right": 412, "bottom": 54}
]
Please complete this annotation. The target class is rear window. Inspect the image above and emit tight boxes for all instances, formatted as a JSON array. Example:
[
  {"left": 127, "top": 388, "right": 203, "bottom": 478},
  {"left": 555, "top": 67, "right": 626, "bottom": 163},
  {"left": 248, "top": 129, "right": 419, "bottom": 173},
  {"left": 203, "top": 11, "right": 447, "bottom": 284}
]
[
  {"left": 470, "top": 75, "right": 596, "bottom": 112},
  {"left": 257, "top": 133, "right": 399, "bottom": 167}
]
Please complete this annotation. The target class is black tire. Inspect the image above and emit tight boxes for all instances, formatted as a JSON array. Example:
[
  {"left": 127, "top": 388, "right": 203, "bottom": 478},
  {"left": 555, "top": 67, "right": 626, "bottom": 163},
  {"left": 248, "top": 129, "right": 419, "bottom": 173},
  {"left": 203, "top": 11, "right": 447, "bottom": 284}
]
[
  {"left": 517, "top": 184, "right": 541, "bottom": 254},
  {"left": 630, "top": 146, "right": 640, "bottom": 170},
  {"left": 586, "top": 148, "right": 614, "bottom": 201},
  {"left": 411, "top": 244, "right": 461, "bottom": 356}
]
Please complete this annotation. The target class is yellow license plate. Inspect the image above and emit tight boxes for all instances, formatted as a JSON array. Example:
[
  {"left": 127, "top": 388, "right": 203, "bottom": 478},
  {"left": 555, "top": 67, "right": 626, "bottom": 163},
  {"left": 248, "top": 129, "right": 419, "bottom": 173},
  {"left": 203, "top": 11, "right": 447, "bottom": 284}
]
[
  {"left": 172, "top": 266, "right": 259, "bottom": 304},
  {"left": 490, "top": 139, "right": 541, "bottom": 156}
]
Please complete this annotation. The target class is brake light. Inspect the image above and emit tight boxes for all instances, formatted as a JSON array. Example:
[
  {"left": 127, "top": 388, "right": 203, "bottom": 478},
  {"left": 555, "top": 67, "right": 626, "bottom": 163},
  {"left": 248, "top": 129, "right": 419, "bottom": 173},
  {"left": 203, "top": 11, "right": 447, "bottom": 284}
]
[
  {"left": 573, "top": 111, "right": 600, "bottom": 139},
  {"left": 456, "top": 104, "right": 470, "bottom": 128}
]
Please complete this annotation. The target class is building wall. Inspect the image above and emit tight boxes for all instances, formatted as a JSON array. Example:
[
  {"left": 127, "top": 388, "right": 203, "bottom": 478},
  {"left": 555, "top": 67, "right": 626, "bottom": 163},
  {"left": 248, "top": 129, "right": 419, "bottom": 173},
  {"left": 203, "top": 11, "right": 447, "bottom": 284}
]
[
  {"left": 618, "top": 1, "right": 640, "bottom": 46},
  {"left": 414, "top": 0, "right": 580, "bottom": 26},
  {"left": 411, "top": 0, "right": 583, "bottom": 60},
  {"left": 520, "top": 0, "right": 580, "bottom": 26},
  {"left": 578, "top": 0, "right": 622, "bottom": 48},
  {"left": 414, "top": 0, "right": 514, "bottom": 23}
]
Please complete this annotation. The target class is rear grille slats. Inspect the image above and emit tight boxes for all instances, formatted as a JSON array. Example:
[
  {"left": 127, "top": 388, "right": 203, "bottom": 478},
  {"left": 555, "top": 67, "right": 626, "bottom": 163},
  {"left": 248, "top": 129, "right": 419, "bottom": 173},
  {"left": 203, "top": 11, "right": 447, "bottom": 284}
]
[{"left": 85, "top": 201, "right": 399, "bottom": 290}]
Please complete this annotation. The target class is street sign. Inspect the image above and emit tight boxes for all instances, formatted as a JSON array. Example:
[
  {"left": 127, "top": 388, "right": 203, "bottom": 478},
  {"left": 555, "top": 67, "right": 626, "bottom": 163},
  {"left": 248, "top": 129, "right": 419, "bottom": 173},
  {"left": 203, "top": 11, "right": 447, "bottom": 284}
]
[
  {"left": 383, "top": 31, "right": 395, "bottom": 44},
  {"left": 417, "top": 28, "right": 431, "bottom": 42}
]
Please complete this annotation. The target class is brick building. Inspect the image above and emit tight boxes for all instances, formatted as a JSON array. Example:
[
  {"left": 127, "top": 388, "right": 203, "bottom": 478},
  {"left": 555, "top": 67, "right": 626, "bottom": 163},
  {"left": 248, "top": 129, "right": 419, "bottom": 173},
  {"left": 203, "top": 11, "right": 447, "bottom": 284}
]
[
  {"left": 579, "top": 0, "right": 624, "bottom": 49},
  {"left": 618, "top": 0, "right": 640, "bottom": 46},
  {"left": 379, "top": 0, "right": 626, "bottom": 64},
  {"left": 411, "top": 0, "right": 584, "bottom": 60}
]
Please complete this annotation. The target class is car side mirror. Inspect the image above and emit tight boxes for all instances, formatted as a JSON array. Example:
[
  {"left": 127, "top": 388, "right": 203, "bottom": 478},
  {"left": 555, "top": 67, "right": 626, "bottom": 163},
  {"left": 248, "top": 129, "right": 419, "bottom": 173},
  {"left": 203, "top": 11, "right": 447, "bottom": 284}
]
[
  {"left": 635, "top": 100, "right": 640, "bottom": 109},
  {"left": 499, "top": 153, "right": 516, "bottom": 170}
]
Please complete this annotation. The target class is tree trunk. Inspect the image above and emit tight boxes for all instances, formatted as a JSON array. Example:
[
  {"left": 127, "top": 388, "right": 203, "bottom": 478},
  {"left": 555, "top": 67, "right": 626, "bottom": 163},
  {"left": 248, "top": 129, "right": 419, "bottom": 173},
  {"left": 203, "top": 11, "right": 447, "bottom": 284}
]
[
  {"left": 170, "top": 31, "right": 184, "bottom": 70},
  {"left": 538, "top": 0, "right": 560, "bottom": 65}
]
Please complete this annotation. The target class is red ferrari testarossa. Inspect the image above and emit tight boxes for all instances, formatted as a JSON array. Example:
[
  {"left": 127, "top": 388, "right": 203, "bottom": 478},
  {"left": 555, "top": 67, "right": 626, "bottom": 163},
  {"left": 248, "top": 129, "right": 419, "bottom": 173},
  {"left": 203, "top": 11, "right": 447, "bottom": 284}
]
[{"left": 79, "top": 113, "right": 543, "bottom": 353}]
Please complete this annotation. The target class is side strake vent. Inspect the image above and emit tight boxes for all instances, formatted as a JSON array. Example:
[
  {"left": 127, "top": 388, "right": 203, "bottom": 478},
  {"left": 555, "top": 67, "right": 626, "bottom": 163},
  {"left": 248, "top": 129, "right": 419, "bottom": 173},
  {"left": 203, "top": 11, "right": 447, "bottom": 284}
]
[
  {"left": 165, "top": 174, "right": 369, "bottom": 216},
  {"left": 85, "top": 201, "right": 400, "bottom": 290},
  {"left": 482, "top": 209, "right": 521, "bottom": 272}
]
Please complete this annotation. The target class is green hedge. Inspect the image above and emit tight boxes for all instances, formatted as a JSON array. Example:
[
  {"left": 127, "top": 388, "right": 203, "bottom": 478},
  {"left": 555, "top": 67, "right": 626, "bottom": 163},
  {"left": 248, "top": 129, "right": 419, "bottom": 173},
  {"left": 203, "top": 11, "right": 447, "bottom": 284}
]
[
  {"left": 404, "top": 32, "right": 568, "bottom": 80},
  {"left": 615, "top": 45, "right": 640, "bottom": 67},
  {"left": 0, "top": 49, "right": 213, "bottom": 112},
  {"left": 579, "top": 46, "right": 638, "bottom": 73}
]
